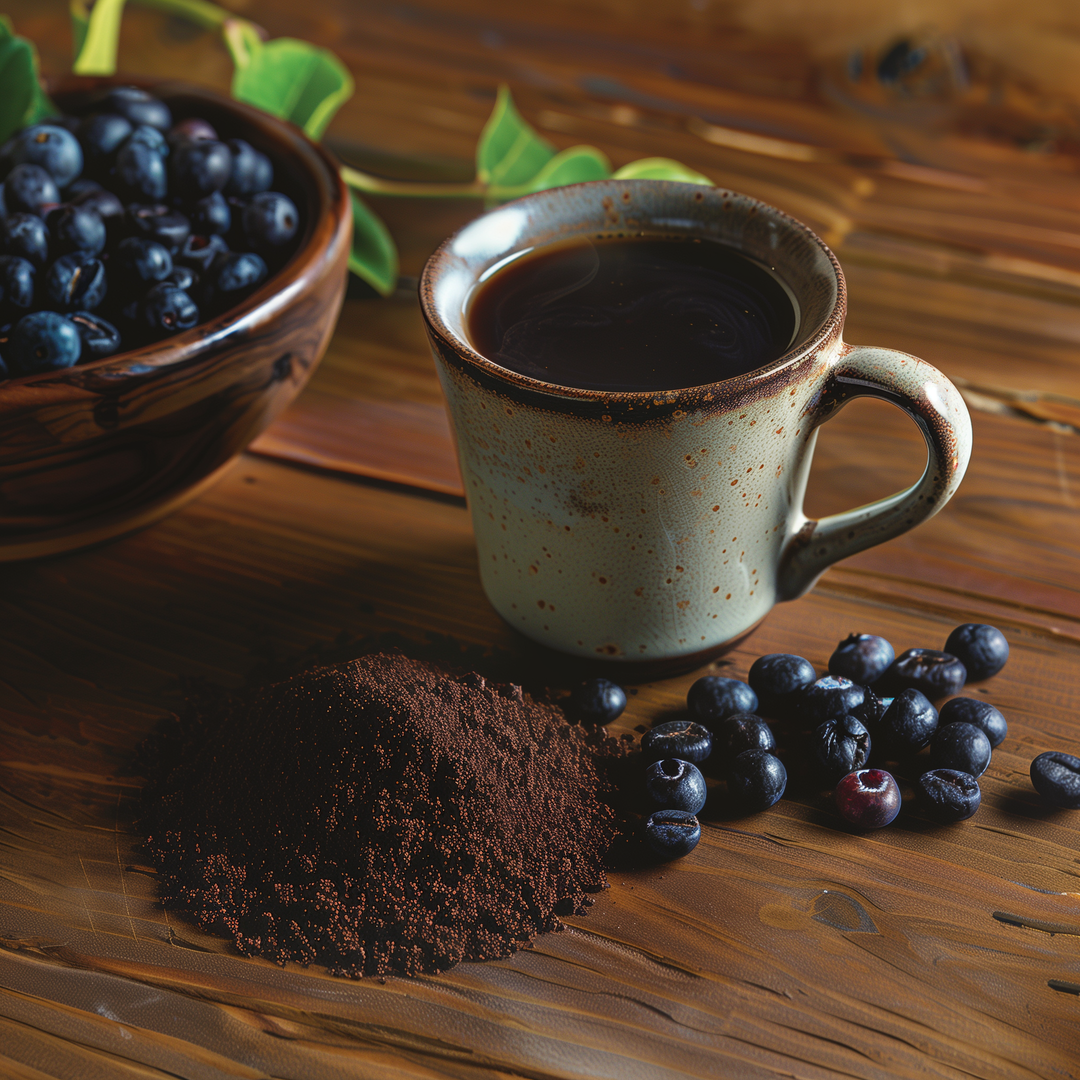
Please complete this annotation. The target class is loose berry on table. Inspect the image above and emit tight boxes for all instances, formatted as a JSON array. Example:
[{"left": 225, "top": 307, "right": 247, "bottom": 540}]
[
  {"left": 881, "top": 648, "right": 967, "bottom": 699},
  {"left": 812, "top": 715, "right": 871, "bottom": 783},
  {"left": 644, "top": 809, "right": 701, "bottom": 859},
  {"left": 641, "top": 721, "right": 712, "bottom": 764},
  {"left": 799, "top": 675, "right": 866, "bottom": 725},
  {"left": 644, "top": 757, "right": 707, "bottom": 814},
  {"left": 828, "top": 633, "right": 895, "bottom": 685},
  {"left": 1030, "top": 751, "right": 1080, "bottom": 809},
  {"left": 568, "top": 677, "right": 626, "bottom": 724},
  {"left": 875, "top": 688, "right": 937, "bottom": 758},
  {"left": 713, "top": 712, "right": 775, "bottom": 760},
  {"left": 727, "top": 748, "right": 787, "bottom": 812},
  {"left": 943, "top": 623, "right": 1009, "bottom": 681},
  {"left": 929, "top": 721, "right": 992, "bottom": 778},
  {"left": 748, "top": 653, "right": 816, "bottom": 717},
  {"left": 938, "top": 697, "right": 1007, "bottom": 749},
  {"left": 915, "top": 769, "right": 981, "bottom": 823},
  {"left": 687, "top": 675, "right": 758, "bottom": 726},
  {"left": 834, "top": 768, "right": 901, "bottom": 829}
]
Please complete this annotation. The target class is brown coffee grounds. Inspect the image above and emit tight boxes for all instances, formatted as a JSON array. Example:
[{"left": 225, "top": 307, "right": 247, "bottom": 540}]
[{"left": 140, "top": 652, "right": 628, "bottom": 978}]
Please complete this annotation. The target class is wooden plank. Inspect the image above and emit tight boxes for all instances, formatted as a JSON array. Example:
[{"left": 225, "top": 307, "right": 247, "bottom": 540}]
[{"left": 1, "top": 448, "right": 1079, "bottom": 1079}]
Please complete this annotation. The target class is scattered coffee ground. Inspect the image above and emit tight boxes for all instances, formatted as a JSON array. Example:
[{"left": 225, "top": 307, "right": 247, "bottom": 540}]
[{"left": 139, "top": 652, "right": 629, "bottom": 978}]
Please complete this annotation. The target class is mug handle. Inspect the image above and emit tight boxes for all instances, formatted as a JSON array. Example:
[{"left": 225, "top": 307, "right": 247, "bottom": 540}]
[{"left": 777, "top": 343, "right": 973, "bottom": 601}]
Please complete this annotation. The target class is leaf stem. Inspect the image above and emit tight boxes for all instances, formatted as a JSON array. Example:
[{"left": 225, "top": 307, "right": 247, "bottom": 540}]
[
  {"left": 133, "top": 0, "right": 231, "bottom": 30},
  {"left": 340, "top": 164, "right": 483, "bottom": 199}
]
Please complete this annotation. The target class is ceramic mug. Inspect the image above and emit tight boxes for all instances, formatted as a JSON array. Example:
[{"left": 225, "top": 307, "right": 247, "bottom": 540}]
[{"left": 420, "top": 180, "right": 972, "bottom": 668}]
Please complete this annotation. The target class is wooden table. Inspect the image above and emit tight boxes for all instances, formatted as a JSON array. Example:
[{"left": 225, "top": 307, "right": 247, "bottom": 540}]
[{"left": 3, "top": 3, "right": 1080, "bottom": 1076}]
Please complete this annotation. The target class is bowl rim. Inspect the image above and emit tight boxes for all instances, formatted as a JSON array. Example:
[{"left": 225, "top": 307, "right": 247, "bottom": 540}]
[{"left": 0, "top": 77, "right": 351, "bottom": 397}]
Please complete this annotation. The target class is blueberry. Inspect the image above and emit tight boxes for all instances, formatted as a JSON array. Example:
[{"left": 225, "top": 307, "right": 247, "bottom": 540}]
[
  {"left": 938, "top": 697, "right": 1007, "bottom": 749},
  {"left": 881, "top": 648, "right": 966, "bottom": 699},
  {"left": 225, "top": 138, "right": 273, "bottom": 196},
  {"left": 69, "top": 184, "right": 124, "bottom": 223},
  {"left": 687, "top": 675, "right": 758, "bottom": 726},
  {"left": 727, "top": 749, "right": 786, "bottom": 812},
  {"left": 644, "top": 758, "right": 707, "bottom": 814},
  {"left": 748, "top": 653, "right": 816, "bottom": 716},
  {"left": 7, "top": 310, "right": 81, "bottom": 374},
  {"left": 644, "top": 809, "right": 701, "bottom": 859},
  {"left": 188, "top": 190, "right": 230, "bottom": 236},
  {"left": 929, "top": 721, "right": 991, "bottom": 778},
  {"left": 242, "top": 191, "right": 299, "bottom": 251},
  {"left": 171, "top": 139, "right": 232, "bottom": 199},
  {"left": 4, "top": 163, "right": 60, "bottom": 215},
  {"left": 207, "top": 250, "right": 267, "bottom": 308},
  {"left": 834, "top": 768, "right": 901, "bottom": 829},
  {"left": 641, "top": 721, "right": 712, "bottom": 764},
  {"left": 64, "top": 177, "right": 102, "bottom": 201},
  {"left": 943, "top": 624, "right": 1009, "bottom": 682},
  {"left": 101, "top": 87, "right": 173, "bottom": 131},
  {"left": 114, "top": 236, "right": 173, "bottom": 284},
  {"left": 176, "top": 232, "right": 227, "bottom": 273},
  {"left": 65, "top": 310, "right": 122, "bottom": 361},
  {"left": 0, "top": 353, "right": 7, "bottom": 380},
  {"left": 76, "top": 113, "right": 133, "bottom": 173},
  {"left": 915, "top": 769, "right": 981, "bottom": 823},
  {"left": 568, "top": 677, "right": 626, "bottom": 724},
  {"left": 45, "top": 253, "right": 107, "bottom": 311},
  {"left": 875, "top": 688, "right": 937, "bottom": 757},
  {"left": 713, "top": 712, "right": 775, "bottom": 759},
  {"left": 125, "top": 203, "right": 190, "bottom": 252},
  {"left": 141, "top": 282, "right": 199, "bottom": 334},
  {"left": 1030, "top": 751, "right": 1080, "bottom": 810},
  {"left": 115, "top": 136, "right": 168, "bottom": 202},
  {"left": 828, "top": 633, "right": 895, "bottom": 684},
  {"left": 813, "top": 715, "right": 871, "bottom": 782},
  {"left": 0, "top": 255, "right": 35, "bottom": 314},
  {"left": 167, "top": 118, "right": 218, "bottom": 147},
  {"left": 165, "top": 265, "right": 197, "bottom": 292},
  {"left": 799, "top": 675, "right": 866, "bottom": 724},
  {"left": 126, "top": 124, "right": 169, "bottom": 157},
  {"left": 45, "top": 204, "right": 106, "bottom": 256},
  {"left": 853, "top": 686, "right": 889, "bottom": 729},
  {"left": 1, "top": 124, "right": 83, "bottom": 187}
]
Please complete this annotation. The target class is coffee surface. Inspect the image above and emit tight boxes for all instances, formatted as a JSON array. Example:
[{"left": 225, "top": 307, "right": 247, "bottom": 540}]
[{"left": 468, "top": 236, "right": 798, "bottom": 392}]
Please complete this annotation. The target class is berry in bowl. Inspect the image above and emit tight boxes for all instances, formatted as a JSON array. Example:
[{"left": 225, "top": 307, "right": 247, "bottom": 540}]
[{"left": 0, "top": 81, "right": 351, "bottom": 560}]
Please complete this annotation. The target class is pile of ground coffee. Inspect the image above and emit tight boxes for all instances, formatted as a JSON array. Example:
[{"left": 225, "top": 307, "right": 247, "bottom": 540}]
[{"left": 140, "top": 652, "right": 628, "bottom": 977}]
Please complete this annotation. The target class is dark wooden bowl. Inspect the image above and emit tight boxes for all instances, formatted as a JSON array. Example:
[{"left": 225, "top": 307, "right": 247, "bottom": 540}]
[{"left": 0, "top": 79, "right": 352, "bottom": 560}]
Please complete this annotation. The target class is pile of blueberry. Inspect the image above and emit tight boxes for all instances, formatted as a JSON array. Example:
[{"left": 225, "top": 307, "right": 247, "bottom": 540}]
[
  {"left": 569, "top": 621, "right": 1080, "bottom": 861},
  {"left": 0, "top": 86, "right": 301, "bottom": 379}
]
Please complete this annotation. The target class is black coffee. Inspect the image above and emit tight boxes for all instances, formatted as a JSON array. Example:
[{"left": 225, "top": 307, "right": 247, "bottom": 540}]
[{"left": 467, "top": 236, "right": 797, "bottom": 392}]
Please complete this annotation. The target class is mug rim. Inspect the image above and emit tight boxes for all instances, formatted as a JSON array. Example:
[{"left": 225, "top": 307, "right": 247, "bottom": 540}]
[{"left": 419, "top": 179, "right": 847, "bottom": 406}]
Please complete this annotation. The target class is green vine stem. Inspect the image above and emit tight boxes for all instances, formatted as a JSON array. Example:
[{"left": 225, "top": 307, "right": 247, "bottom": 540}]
[
  {"left": 134, "top": 0, "right": 231, "bottom": 30},
  {"left": 338, "top": 164, "right": 483, "bottom": 200}
]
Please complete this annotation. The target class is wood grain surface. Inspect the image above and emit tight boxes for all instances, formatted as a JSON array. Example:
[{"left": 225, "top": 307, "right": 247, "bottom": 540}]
[{"left": 2, "top": 2, "right": 1080, "bottom": 1078}]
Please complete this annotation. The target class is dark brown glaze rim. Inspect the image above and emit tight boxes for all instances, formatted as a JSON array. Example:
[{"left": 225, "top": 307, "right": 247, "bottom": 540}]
[
  {"left": 0, "top": 78, "right": 350, "bottom": 402},
  {"left": 420, "top": 179, "right": 847, "bottom": 424}
]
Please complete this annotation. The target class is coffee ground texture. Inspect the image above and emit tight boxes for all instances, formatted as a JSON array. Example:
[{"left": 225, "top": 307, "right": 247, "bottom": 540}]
[{"left": 140, "top": 652, "right": 629, "bottom": 978}]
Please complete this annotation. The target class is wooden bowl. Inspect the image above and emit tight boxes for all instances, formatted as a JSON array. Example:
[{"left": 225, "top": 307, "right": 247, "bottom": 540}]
[{"left": 0, "top": 80, "right": 352, "bottom": 561}]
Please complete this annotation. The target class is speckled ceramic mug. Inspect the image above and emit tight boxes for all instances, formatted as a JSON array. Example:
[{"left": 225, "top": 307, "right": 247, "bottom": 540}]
[{"left": 420, "top": 180, "right": 972, "bottom": 668}]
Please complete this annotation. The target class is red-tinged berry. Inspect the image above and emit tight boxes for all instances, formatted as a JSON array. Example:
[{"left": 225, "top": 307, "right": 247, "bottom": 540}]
[{"left": 834, "top": 768, "right": 901, "bottom": 829}]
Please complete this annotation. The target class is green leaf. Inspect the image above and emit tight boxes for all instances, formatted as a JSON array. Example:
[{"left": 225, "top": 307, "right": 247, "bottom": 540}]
[
  {"left": 347, "top": 191, "right": 398, "bottom": 296},
  {"left": 488, "top": 144, "right": 611, "bottom": 204},
  {"left": 71, "top": 0, "right": 127, "bottom": 75},
  {"left": 230, "top": 33, "right": 354, "bottom": 141},
  {"left": 476, "top": 85, "right": 555, "bottom": 188},
  {"left": 612, "top": 157, "right": 714, "bottom": 185},
  {"left": 0, "top": 16, "right": 56, "bottom": 145}
]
